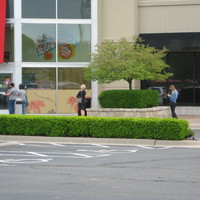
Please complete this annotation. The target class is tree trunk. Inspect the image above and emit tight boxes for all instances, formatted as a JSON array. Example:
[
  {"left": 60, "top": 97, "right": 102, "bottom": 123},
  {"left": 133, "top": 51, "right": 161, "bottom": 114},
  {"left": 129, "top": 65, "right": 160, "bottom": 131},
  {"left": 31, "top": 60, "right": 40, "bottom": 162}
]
[{"left": 126, "top": 79, "right": 133, "bottom": 90}]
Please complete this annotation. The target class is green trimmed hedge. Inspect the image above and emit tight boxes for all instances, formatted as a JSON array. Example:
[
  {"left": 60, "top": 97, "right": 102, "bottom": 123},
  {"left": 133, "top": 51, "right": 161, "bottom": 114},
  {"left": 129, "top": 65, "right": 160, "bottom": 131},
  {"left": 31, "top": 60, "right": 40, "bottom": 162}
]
[
  {"left": 98, "top": 90, "right": 159, "bottom": 108},
  {"left": 0, "top": 115, "right": 189, "bottom": 140}
]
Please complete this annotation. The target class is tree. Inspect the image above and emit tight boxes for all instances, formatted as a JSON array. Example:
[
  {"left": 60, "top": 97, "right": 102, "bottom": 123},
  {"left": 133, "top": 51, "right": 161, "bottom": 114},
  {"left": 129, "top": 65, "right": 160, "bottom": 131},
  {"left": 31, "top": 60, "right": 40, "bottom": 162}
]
[{"left": 84, "top": 36, "right": 172, "bottom": 90}]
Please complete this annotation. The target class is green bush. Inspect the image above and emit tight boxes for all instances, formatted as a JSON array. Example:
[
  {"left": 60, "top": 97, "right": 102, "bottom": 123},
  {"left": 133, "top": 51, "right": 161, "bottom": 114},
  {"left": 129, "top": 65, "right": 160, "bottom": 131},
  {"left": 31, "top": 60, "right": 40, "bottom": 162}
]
[
  {"left": 0, "top": 115, "right": 189, "bottom": 140},
  {"left": 98, "top": 90, "right": 158, "bottom": 108}
]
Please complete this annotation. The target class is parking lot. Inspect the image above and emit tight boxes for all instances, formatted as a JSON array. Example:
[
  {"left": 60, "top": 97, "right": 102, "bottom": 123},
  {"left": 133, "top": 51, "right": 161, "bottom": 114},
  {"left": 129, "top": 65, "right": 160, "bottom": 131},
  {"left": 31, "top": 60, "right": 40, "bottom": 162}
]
[{"left": 0, "top": 142, "right": 200, "bottom": 200}]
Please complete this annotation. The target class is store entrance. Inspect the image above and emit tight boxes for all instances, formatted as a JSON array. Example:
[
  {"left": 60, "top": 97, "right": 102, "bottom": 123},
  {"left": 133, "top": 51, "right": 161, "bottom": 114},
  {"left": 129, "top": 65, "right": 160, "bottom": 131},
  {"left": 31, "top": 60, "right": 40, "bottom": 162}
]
[
  {"left": 0, "top": 73, "right": 12, "bottom": 110},
  {"left": 142, "top": 51, "right": 200, "bottom": 106}
]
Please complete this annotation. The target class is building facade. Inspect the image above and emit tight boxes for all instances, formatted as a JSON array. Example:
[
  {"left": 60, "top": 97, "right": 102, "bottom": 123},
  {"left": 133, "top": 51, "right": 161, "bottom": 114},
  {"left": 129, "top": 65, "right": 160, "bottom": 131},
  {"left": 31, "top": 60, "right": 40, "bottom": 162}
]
[{"left": 0, "top": 0, "right": 200, "bottom": 114}]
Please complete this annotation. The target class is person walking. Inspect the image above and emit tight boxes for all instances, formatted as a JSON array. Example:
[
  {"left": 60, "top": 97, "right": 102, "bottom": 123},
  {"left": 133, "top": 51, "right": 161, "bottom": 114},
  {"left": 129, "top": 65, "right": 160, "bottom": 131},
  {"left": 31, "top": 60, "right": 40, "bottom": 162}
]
[
  {"left": 17, "top": 84, "right": 27, "bottom": 115},
  {"left": 76, "top": 84, "right": 86, "bottom": 116},
  {"left": 5, "top": 83, "right": 17, "bottom": 114},
  {"left": 167, "top": 85, "right": 178, "bottom": 118}
]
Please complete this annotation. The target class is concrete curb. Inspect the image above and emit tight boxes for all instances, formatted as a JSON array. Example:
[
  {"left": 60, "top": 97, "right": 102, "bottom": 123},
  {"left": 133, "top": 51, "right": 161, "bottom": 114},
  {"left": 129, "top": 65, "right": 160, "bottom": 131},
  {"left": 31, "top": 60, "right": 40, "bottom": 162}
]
[
  {"left": 0, "top": 135, "right": 200, "bottom": 148},
  {"left": 0, "top": 141, "right": 19, "bottom": 147}
]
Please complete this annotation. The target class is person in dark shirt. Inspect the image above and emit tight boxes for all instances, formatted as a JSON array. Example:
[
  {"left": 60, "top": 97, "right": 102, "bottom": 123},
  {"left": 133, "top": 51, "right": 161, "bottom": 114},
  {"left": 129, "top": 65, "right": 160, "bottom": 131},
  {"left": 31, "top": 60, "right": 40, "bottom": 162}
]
[{"left": 76, "top": 84, "right": 86, "bottom": 116}]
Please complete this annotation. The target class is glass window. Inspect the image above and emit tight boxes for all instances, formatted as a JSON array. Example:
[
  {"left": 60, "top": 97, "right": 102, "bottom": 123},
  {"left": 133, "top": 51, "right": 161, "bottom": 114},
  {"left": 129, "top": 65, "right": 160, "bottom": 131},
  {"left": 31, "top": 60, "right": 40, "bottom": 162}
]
[
  {"left": 58, "top": 0, "right": 91, "bottom": 19},
  {"left": 4, "top": 24, "right": 14, "bottom": 62},
  {"left": 22, "top": 0, "right": 56, "bottom": 19},
  {"left": 58, "top": 68, "right": 91, "bottom": 114},
  {"left": 22, "top": 68, "right": 56, "bottom": 114},
  {"left": 0, "top": 73, "right": 12, "bottom": 110},
  {"left": 58, "top": 24, "right": 91, "bottom": 62},
  {"left": 58, "top": 68, "right": 91, "bottom": 90},
  {"left": 142, "top": 53, "right": 196, "bottom": 106},
  {"left": 169, "top": 53, "right": 194, "bottom": 105},
  {"left": 195, "top": 53, "right": 200, "bottom": 105},
  {"left": 6, "top": 0, "right": 14, "bottom": 18},
  {"left": 22, "top": 24, "right": 56, "bottom": 62}
]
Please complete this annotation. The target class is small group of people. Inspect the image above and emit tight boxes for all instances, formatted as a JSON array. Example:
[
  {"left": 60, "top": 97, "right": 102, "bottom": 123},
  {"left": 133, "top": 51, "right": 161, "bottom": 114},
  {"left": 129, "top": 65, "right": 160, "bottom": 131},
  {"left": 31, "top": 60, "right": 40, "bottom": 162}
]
[
  {"left": 76, "top": 84, "right": 179, "bottom": 118},
  {"left": 5, "top": 83, "right": 27, "bottom": 115},
  {"left": 4, "top": 82, "right": 178, "bottom": 118}
]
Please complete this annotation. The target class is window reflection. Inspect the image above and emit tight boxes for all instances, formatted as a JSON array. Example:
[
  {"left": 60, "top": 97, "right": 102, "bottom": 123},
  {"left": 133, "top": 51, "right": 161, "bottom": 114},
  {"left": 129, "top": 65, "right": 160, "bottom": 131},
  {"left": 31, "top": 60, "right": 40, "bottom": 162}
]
[
  {"left": 6, "top": 0, "right": 14, "bottom": 18},
  {"left": 58, "top": 0, "right": 91, "bottom": 19},
  {"left": 58, "top": 24, "right": 91, "bottom": 62},
  {"left": 0, "top": 73, "right": 12, "bottom": 110},
  {"left": 4, "top": 24, "right": 14, "bottom": 62},
  {"left": 22, "top": 68, "right": 56, "bottom": 114},
  {"left": 22, "top": 24, "right": 56, "bottom": 62},
  {"left": 58, "top": 68, "right": 91, "bottom": 89},
  {"left": 22, "top": 0, "right": 56, "bottom": 19}
]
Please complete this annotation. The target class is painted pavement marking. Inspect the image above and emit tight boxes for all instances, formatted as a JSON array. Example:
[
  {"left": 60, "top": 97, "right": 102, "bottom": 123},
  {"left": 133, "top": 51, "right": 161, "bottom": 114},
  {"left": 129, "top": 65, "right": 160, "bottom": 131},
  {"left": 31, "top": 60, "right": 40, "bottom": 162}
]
[
  {"left": 136, "top": 145, "right": 155, "bottom": 150},
  {"left": 0, "top": 158, "right": 52, "bottom": 164},
  {"left": 91, "top": 144, "right": 110, "bottom": 148},
  {"left": 27, "top": 152, "right": 48, "bottom": 157},
  {"left": 50, "top": 143, "right": 66, "bottom": 147}
]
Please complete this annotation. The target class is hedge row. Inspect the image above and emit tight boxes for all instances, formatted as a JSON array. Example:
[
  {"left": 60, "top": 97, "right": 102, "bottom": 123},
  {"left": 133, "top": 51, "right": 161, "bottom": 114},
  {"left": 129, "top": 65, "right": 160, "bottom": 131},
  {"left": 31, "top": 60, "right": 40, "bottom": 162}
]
[
  {"left": 0, "top": 115, "right": 189, "bottom": 140},
  {"left": 98, "top": 90, "right": 159, "bottom": 108}
]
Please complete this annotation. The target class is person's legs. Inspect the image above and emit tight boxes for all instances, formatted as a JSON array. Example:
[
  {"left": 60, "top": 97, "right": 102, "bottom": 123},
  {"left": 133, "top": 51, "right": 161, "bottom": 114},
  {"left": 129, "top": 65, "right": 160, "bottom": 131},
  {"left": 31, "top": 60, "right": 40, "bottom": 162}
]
[
  {"left": 173, "top": 105, "right": 177, "bottom": 118},
  {"left": 81, "top": 109, "right": 85, "bottom": 116},
  {"left": 22, "top": 100, "right": 26, "bottom": 115},
  {"left": 170, "top": 103, "right": 177, "bottom": 118},
  {"left": 8, "top": 100, "right": 12, "bottom": 114},
  {"left": 8, "top": 100, "right": 15, "bottom": 114},
  {"left": 11, "top": 100, "right": 15, "bottom": 114}
]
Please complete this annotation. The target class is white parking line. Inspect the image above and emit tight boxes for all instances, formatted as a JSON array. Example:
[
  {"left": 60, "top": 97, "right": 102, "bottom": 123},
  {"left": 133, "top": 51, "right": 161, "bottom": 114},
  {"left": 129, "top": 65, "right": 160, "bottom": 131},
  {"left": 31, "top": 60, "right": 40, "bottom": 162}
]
[
  {"left": 0, "top": 159, "right": 52, "bottom": 164},
  {"left": 50, "top": 143, "right": 66, "bottom": 147},
  {"left": 136, "top": 145, "right": 155, "bottom": 150},
  {"left": 91, "top": 144, "right": 109, "bottom": 148},
  {"left": 158, "top": 147, "right": 173, "bottom": 150},
  {"left": 27, "top": 152, "right": 48, "bottom": 157},
  {"left": 94, "top": 154, "right": 111, "bottom": 158},
  {"left": 19, "top": 143, "right": 26, "bottom": 146},
  {"left": 71, "top": 153, "right": 93, "bottom": 158}
]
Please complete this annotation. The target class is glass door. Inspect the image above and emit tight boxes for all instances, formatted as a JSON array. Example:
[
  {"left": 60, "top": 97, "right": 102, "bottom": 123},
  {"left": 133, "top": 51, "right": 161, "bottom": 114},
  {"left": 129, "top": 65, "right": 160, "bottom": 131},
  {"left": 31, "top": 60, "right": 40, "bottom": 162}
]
[{"left": 0, "top": 73, "right": 12, "bottom": 110}]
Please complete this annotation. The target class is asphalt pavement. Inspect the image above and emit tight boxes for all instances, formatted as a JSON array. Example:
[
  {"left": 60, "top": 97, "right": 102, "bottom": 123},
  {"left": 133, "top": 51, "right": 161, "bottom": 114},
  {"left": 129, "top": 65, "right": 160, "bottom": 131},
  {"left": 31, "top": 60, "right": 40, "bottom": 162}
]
[{"left": 0, "top": 143, "right": 200, "bottom": 200}]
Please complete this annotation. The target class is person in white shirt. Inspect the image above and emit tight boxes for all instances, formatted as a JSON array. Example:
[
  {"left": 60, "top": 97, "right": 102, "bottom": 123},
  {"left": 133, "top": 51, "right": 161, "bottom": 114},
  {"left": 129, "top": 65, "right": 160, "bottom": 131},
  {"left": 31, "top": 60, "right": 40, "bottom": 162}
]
[
  {"left": 17, "top": 84, "right": 27, "bottom": 115},
  {"left": 5, "top": 83, "right": 17, "bottom": 114}
]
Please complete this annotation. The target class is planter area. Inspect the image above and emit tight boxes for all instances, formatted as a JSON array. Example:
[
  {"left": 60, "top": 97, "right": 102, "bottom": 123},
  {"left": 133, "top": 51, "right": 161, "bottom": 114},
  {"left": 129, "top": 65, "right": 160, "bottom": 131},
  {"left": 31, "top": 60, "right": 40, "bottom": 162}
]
[
  {"left": 87, "top": 106, "right": 171, "bottom": 118},
  {"left": 0, "top": 115, "right": 188, "bottom": 140}
]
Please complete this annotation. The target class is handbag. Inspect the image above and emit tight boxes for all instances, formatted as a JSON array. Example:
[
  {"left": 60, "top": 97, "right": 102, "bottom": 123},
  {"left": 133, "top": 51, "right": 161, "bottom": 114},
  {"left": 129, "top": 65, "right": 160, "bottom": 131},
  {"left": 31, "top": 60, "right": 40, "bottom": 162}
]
[{"left": 77, "top": 91, "right": 82, "bottom": 104}]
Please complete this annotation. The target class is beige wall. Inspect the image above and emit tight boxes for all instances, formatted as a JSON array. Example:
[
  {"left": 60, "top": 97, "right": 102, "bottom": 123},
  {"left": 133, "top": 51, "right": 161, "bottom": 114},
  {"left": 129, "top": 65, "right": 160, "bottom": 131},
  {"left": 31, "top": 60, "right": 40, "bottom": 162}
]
[
  {"left": 98, "top": 0, "right": 140, "bottom": 93},
  {"left": 97, "top": 0, "right": 200, "bottom": 95},
  {"left": 98, "top": 0, "right": 138, "bottom": 42},
  {"left": 139, "top": 0, "right": 200, "bottom": 33}
]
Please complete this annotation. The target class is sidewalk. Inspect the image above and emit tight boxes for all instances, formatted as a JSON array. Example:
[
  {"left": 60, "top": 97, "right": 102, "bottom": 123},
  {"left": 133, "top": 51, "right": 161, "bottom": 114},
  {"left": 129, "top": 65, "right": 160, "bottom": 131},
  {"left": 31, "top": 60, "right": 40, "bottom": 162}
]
[
  {"left": 0, "top": 135, "right": 200, "bottom": 148},
  {"left": 180, "top": 116, "right": 200, "bottom": 129}
]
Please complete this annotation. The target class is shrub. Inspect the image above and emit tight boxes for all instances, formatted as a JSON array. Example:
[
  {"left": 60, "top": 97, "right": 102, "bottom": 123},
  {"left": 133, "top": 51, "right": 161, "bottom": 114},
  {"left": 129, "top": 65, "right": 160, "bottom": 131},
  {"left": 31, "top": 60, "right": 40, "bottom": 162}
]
[
  {"left": 0, "top": 115, "right": 189, "bottom": 140},
  {"left": 98, "top": 90, "right": 158, "bottom": 108}
]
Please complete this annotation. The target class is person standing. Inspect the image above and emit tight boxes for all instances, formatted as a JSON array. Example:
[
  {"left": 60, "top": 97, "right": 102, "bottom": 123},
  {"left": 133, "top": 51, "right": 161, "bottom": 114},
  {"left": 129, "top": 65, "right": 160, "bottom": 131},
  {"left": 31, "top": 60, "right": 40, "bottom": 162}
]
[
  {"left": 5, "top": 83, "right": 17, "bottom": 114},
  {"left": 17, "top": 84, "right": 27, "bottom": 115},
  {"left": 77, "top": 84, "right": 86, "bottom": 116},
  {"left": 167, "top": 85, "right": 178, "bottom": 118}
]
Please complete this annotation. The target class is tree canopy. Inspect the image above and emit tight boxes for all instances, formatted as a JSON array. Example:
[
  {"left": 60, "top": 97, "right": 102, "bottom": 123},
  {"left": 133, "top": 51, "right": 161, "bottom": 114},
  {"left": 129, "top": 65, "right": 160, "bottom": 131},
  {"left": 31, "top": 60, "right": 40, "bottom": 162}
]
[{"left": 84, "top": 36, "right": 172, "bottom": 90}]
